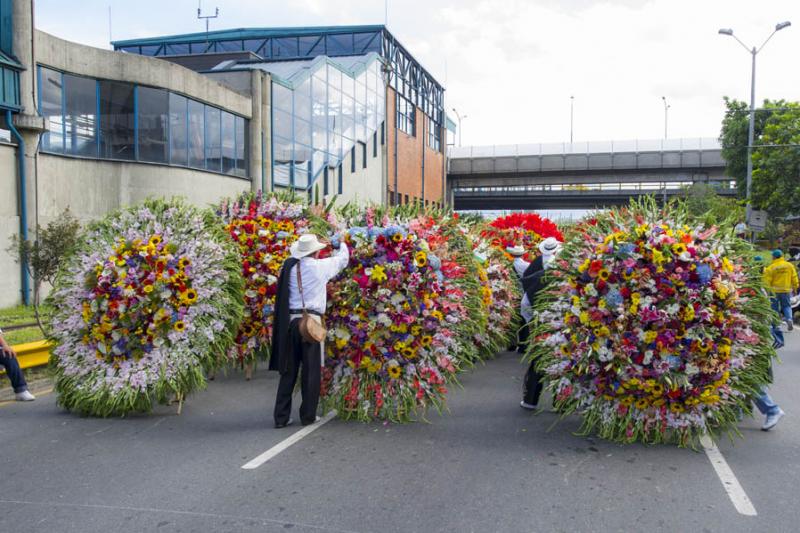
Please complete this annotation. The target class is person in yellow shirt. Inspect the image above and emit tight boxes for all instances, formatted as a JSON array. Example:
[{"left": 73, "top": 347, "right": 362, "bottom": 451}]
[{"left": 762, "top": 249, "right": 799, "bottom": 331}]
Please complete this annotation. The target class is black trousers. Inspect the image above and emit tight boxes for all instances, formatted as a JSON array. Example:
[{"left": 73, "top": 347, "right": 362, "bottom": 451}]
[
  {"left": 274, "top": 320, "right": 321, "bottom": 426},
  {"left": 523, "top": 360, "right": 544, "bottom": 406}
]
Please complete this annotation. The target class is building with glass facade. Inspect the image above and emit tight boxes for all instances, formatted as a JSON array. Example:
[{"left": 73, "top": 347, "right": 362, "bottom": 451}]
[{"left": 1, "top": 0, "right": 452, "bottom": 306}]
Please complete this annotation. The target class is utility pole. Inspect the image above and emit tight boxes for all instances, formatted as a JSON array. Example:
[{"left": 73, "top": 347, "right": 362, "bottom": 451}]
[
  {"left": 197, "top": 2, "right": 220, "bottom": 43},
  {"left": 661, "top": 96, "right": 670, "bottom": 139},
  {"left": 570, "top": 95, "right": 574, "bottom": 144},
  {"left": 452, "top": 108, "right": 467, "bottom": 147}
]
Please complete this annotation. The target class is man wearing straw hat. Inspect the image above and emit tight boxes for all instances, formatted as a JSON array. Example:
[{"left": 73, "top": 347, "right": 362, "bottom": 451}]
[{"left": 271, "top": 233, "right": 349, "bottom": 428}]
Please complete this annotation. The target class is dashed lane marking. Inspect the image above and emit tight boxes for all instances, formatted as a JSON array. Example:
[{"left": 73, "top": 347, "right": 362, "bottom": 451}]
[
  {"left": 241, "top": 410, "right": 337, "bottom": 470},
  {"left": 700, "top": 434, "right": 757, "bottom": 516}
]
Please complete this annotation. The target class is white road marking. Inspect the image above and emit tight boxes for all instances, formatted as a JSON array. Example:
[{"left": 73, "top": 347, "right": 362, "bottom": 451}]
[
  {"left": 241, "top": 410, "right": 337, "bottom": 470},
  {"left": 699, "top": 434, "right": 757, "bottom": 516}
]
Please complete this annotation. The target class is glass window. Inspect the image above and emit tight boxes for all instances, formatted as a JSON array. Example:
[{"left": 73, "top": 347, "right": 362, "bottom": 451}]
[
  {"left": 326, "top": 34, "right": 353, "bottom": 55},
  {"left": 342, "top": 96, "right": 355, "bottom": 141},
  {"left": 205, "top": 106, "right": 221, "bottom": 172},
  {"left": 274, "top": 162, "right": 290, "bottom": 187},
  {"left": 39, "top": 66, "right": 64, "bottom": 153},
  {"left": 397, "top": 93, "right": 415, "bottom": 137},
  {"left": 140, "top": 45, "right": 161, "bottom": 56},
  {"left": 98, "top": 80, "right": 135, "bottom": 160},
  {"left": 244, "top": 39, "right": 267, "bottom": 54},
  {"left": 354, "top": 32, "right": 378, "bottom": 53},
  {"left": 294, "top": 117, "right": 311, "bottom": 147},
  {"left": 63, "top": 73, "right": 97, "bottom": 157},
  {"left": 169, "top": 93, "right": 188, "bottom": 166},
  {"left": 217, "top": 40, "right": 243, "bottom": 52},
  {"left": 187, "top": 99, "right": 204, "bottom": 168},
  {"left": 273, "top": 37, "right": 298, "bottom": 58},
  {"left": 138, "top": 86, "right": 168, "bottom": 164},
  {"left": 234, "top": 115, "right": 247, "bottom": 177},
  {"left": 222, "top": 111, "right": 235, "bottom": 174},
  {"left": 300, "top": 36, "right": 324, "bottom": 56},
  {"left": 273, "top": 109, "right": 292, "bottom": 140},
  {"left": 273, "top": 83, "right": 292, "bottom": 113},
  {"left": 165, "top": 43, "right": 189, "bottom": 55}
]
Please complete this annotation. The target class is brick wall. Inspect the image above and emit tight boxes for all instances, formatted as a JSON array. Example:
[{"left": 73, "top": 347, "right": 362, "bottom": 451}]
[{"left": 386, "top": 87, "right": 446, "bottom": 206}]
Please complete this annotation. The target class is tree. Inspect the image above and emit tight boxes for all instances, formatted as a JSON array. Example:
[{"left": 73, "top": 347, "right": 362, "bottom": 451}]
[
  {"left": 8, "top": 209, "right": 81, "bottom": 335},
  {"left": 719, "top": 98, "right": 800, "bottom": 219},
  {"left": 681, "top": 183, "right": 744, "bottom": 228}
]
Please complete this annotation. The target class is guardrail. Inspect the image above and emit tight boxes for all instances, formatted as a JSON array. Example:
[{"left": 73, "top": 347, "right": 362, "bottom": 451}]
[{"left": 0, "top": 340, "right": 52, "bottom": 373}]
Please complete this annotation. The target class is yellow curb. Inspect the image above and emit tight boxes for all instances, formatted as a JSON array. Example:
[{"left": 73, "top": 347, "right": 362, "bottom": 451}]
[{"left": 0, "top": 340, "right": 52, "bottom": 373}]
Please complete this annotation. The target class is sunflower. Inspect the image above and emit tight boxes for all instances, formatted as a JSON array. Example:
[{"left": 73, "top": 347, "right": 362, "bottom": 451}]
[
  {"left": 148, "top": 235, "right": 162, "bottom": 246},
  {"left": 598, "top": 269, "right": 610, "bottom": 281},
  {"left": 178, "top": 257, "right": 191, "bottom": 269},
  {"left": 391, "top": 232, "right": 403, "bottom": 243},
  {"left": 402, "top": 347, "right": 416, "bottom": 359},
  {"left": 183, "top": 288, "right": 198, "bottom": 305},
  {"left": 634, "top": 398, "right": 649, "bottom": 410},
  {"left": 387, "top": 365, "right": 402, "bottom": 379},
  {"left": 414, "top": 251, "right": 428, "bottom": 268},
  {"left": 420, "top": 335, "right": 433, "bottom": 347},
  {"left": 672, "top": 243, "right": 687, "bottom": 256},
  {"left": 173, "top": 320, "right": 186, "bottom": 332}
]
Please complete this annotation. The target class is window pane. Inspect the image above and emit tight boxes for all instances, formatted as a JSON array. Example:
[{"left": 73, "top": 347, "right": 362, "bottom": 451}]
[
  {"left": 300, "top": 36, "right": 324, "bottom": 56},
  {"left": 222, "top": 111, "right": 235, "bottom": 174},
  {"left": 326, "top": 34, "right": 353, "bottom": 55},
  {"left": 63, "top": 74, "right": 96, "bottom": 157},
  {"left": 138, "top": 86, "right": 168, "bottom": 163},
  {"left": 273, "top": 37, "right": 298, "bottom": 58},
  {"left": 273, "top": 83, "right": 292, "bottom": 113},
  {"left": 169, "top": 93, "right": 188, "bottom": 166},
  {"left": 273, "top": 109, "right": 292, "bottom": 140},
  {"left": 98, "top": 80, "right": 135, "bottom": 160},
  {"left": 294, "top": 117, "right": 311, "bottom": 146},
  {"left": 274, "top": 162, "right": 290, "bottom": 187},
  {"left": 39, "top": 66, "right": 63, "bottom": 153},
  {"left": 187, "top": 99, "right": 204, "bottom": 168},
  {"left": 205, "top": 106, "right": 221, "bottom": 172},
  {"left": 235, "top": 116, "right": 247, "bottom": 177}
]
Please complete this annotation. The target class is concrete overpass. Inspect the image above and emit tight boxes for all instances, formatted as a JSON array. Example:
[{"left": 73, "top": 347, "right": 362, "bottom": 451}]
[{"left": 447, "top": 138, "right": 735, "bottom": 210}]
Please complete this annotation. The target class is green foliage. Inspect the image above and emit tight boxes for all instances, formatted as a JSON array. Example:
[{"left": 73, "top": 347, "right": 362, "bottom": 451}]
[
  {"left": 680, "top": 183, "right": 744, "bottom": 228},
  {"left": 719, "top": 98, "right": 800, "bottom": 218}
]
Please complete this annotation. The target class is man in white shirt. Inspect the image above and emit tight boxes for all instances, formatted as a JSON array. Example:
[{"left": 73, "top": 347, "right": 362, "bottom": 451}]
[{"left": 271, "top": 233, "right": 349, "bottom": 428}]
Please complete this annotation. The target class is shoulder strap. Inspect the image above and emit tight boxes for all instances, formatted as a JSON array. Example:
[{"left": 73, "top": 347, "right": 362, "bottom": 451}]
[{"left": 296, "top": 262, "right": 306, "bottom": 310}]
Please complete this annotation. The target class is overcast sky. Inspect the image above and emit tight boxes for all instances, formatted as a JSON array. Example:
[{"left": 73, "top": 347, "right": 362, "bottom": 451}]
[{"left": 35, "top": 0, "right": 800, "bottom": 146}]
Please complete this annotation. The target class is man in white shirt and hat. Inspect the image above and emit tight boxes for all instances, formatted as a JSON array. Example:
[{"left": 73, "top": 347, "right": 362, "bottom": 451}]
[
  {"left": 271, "top": 233, "right": 349, "bottom": 428},
  {"left": 506, "top": 244, "right": 533, "bottom": 352},
  {"left": 519, "top": 237, "right": 561, "bottom": 410}
]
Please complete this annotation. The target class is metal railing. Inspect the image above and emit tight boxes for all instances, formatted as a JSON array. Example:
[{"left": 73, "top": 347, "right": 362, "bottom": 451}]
[
  {"left": 454, "top": 180, "right": 737, "bottom": 194},
  {"left": 449, "top": 137, "right": 722, "bottom": 159}
]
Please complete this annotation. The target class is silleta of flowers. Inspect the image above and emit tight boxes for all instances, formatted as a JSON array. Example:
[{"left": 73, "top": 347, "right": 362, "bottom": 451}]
[
  {"left": 529, "top": 201, "right": 774, "bottom": 446},
  {"left": 48, "top": 199, "right": 244, "bottom": 416},
  {"left": 472, "top": 243, "right": 519, "bottom": 357},
  {"left": 482, "top": 212, "right": 563, "bottom": 260},
  {"left": 321, "top": 209, "right": 475, "bottom": 421},
  {"left": 218, "top": 192, "right": 315, "bottom": 364}
]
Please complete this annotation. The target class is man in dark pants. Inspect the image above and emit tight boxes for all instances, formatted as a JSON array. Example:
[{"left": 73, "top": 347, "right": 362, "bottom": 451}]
[
  {"left": 271, "top": 233, "right": 349, "bottom": 428},
  {"left": 0, "top": 328, "right": 36, "bottom": 401},
  {"left": 519, "top": 237, "right": 561, "bottom": 410}
]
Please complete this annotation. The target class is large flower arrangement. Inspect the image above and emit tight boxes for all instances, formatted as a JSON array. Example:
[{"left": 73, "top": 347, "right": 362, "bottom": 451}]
[
  {"left": 320, "top": 207, "right": 477, "bottom": 421},
  {"left": 48, "top": 199, "right": 244, "bottom": 416},
  {"left": 472, "top": 243, "right": 519, "bottom": 356},
  {"left": 529, "top": 200, "right": 775, "bottom": 446},
  {"left": 217, "top": 192, "right": 327, "bottom": 364},
  {"left": 482, "top": 212, "right": 563, "bottom": 261}
]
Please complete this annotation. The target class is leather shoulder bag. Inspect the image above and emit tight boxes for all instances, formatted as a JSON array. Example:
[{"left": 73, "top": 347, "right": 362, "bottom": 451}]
[{"left": 296, "top": 264, "right": 327, "bottom": 343}]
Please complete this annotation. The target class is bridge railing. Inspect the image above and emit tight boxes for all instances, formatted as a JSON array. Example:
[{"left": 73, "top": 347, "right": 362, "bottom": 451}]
[
  {"left": 449, "top": 137, "right": 722, "bottom": 159},
  {"left": 453, "top": 179, "right": 737, "bottom": 194}
]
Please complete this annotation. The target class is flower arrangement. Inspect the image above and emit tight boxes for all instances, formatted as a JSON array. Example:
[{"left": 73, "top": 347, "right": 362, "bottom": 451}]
[
  {"left": 48, "top": 199, "right": 244, "bottom": 416},
  {"left": 482, "top": 212, "right": 563, "bottom": 261},
  {"left": 472, "top": 243, "right": 520, "bottom": 357},
  {"left": 529, "top": 200, "right": 775, "bottom": 446},
  {"left": 217, "top": 192, "right": 325, "bottom": 364},
  {"left": 320, "top": 207, "right": 478, "bottom": 421}
]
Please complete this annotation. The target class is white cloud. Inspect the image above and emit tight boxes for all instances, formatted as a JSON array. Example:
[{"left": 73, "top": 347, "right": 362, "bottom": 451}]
[{"left": 35, "top": 0, "right": 800, "bottom": 145}]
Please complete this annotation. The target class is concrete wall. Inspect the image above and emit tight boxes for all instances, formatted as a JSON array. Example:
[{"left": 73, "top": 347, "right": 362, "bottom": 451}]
[
  {"left": 1, "top": 143, "right": 21, "bottom": 308},
  {"left": 36, "top": 154, "right": 250, "bottom": 223},
  {"left": 316, "top": 137, "right": 385, "bottom": 206}
]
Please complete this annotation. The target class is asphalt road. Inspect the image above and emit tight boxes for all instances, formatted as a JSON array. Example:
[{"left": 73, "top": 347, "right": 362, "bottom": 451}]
[{"left": 1, "top": 333, "right": 799, "bottom": 533}]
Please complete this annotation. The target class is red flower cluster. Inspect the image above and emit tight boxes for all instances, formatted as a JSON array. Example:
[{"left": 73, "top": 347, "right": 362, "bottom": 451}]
[{"left": 482, "top": 213, "right": 563, "bottom": 260}]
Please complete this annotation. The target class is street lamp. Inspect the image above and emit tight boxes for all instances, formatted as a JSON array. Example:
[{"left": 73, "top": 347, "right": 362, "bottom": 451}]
[
  {"left": 451, "top": 107, "right": 467, "bottom": 147},
  {"left": 570, "top": 96, "right": 574, "bottom": 144},
  {"left": 661, "top": 96, "right": 670, "bottom": 139},
  {"left": 718, "top": 21, "right": 791, "bottom": 225}
]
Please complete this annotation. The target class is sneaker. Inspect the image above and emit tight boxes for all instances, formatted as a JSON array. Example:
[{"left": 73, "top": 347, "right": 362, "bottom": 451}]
[
  {"left": 520, "top": 401, "right": 538, "bottom": 410},
  {"left": 15, "top": 390, "right": 36, "bottom": 401},
  {"left": 774, "top": 342, "right": 785, "bottom": 349},
  {"left": 301, "top": 416, "right": 321, "bottom": 426},
  {"left": 762, "top": 408, "right": 785, "bottom": 431},
  {"left": 786, "top": 320, "right": 794, "bottom": 331},
  {"left": 274, "top": 417, "right": 294, "bottom": 429}
]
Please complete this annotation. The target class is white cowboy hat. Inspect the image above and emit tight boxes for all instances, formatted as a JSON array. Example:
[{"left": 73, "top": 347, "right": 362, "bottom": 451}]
[
  {"left": 290, "top": 234, "right": 327, "bottom": 259},
  {"left": 506, "top": 245, "right": 526, "bottom": 257},
  {"left": 538, "top": 237, "right": 561, "bottom": 256}
]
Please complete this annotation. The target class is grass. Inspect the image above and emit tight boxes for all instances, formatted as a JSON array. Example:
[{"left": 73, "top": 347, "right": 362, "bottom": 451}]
[{"left": 0, "top": 305, "right": 50, "bottom": 346}]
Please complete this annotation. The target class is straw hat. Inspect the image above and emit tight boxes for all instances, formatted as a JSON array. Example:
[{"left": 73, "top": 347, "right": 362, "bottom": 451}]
[
  {"left": 506, "top": 245, "right": 526, "bottom": 257},
  {"left": 538, "top": 237, "right": 561, "bottom": 256},
  {"left": 290, "top": 234, "right": 327, "bottom": 259}
]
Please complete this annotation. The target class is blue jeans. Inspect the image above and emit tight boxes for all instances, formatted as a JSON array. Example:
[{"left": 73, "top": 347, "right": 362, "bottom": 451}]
[
  {"left": 0, "top": 354, "right": 28, "bottom": 393},
  {"left": 754, "top": 386, "right": 780, "bottom": 416},
  {"left": 772, "top": 324, "right": 785, "bottom": 346},
  {"left": 772, "top": 293, "right": 793, "bottom": 323}
]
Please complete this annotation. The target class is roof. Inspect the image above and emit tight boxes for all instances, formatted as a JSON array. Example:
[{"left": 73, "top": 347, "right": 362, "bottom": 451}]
[{"left": 112, "top": 25, "right": 386, "bottom": 47}]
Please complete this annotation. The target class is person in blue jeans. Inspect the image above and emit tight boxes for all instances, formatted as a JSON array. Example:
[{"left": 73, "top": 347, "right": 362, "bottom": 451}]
[
  {"left": 754, "top": 366, "right": 784, "bottom": 431},
  {"left": 0, "top": 328, "right": 36, "bottom": 401}
]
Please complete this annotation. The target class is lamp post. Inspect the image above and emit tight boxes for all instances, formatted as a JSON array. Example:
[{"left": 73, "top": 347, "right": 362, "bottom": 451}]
[
  {"left": 451, "top": 107, "right": 467, "bottom": 147},
  {"left": 661, "top": 96, "right": 670, "bottom": 139},
  {"left": 718, "top": 21, "right": 791, "bottom": 224},
  {"left": 570, "top": 95, "right": 574, "bottom": 144}
]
